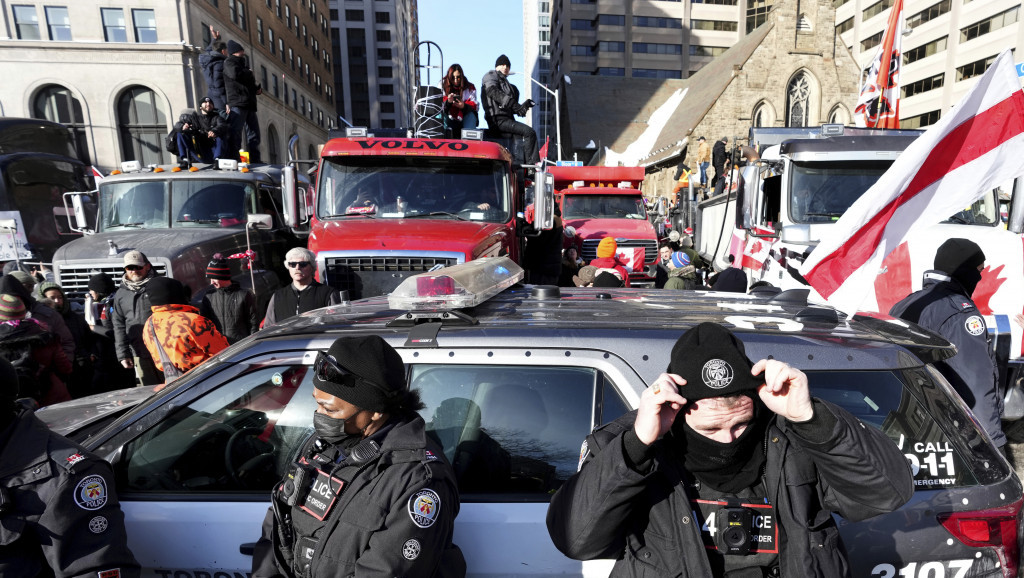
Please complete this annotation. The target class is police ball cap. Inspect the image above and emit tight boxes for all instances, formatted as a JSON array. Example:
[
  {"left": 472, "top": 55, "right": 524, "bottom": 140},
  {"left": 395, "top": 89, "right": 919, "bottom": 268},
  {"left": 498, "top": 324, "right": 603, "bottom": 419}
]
[
  {"left": 313, "top": 335, "right": 406, "bottom": 413},
  {"left": 495, "top": 54, "right": 511, "bottom": 68},
  {"left": 666, "top": 322, "right": 762, "bottom": 401}
]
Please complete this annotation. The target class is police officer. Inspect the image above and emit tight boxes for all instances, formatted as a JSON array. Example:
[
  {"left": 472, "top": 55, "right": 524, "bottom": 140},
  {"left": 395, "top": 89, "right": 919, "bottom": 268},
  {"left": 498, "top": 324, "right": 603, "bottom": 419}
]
[
  {"left": 546, "top": 322, "right": 913, "bottom": 577},
  {"left": 0, "top": 357, "right": 140, "bottom": 577},
  {"left": 252, "top": 335, "right": 465, "bottom": 577},
  {"left": 890, "top": 238, "right": 1004, "bottom": 449}
]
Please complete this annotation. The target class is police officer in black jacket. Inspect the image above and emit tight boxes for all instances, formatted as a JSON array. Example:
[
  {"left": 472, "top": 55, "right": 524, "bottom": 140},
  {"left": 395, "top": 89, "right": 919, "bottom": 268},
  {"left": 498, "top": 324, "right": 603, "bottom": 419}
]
[
  {"left": 252, "top": 335, "right": 465, "bottom": 577},
  {"left": 890, "top": 238, "right": 1004, "bottom": 449},
  {"left": 0, "top": 357, "right": 140, "bottom": 577},
  {"left": 547, "top": 323, "right": 913, "bottom": 577},
  {"left": 262, "top": 247, "right": 342, "bottom": 327}
]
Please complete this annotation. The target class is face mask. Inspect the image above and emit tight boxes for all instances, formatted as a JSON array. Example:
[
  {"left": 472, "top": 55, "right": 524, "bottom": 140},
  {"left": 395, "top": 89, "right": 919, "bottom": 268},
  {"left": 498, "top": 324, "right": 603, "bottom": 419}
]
[
  {"left": 953, "top": 268, "right": 983, "bottom": 297},
  {"left": 313, "top": 411, "right": 351, "bottom": 445}
]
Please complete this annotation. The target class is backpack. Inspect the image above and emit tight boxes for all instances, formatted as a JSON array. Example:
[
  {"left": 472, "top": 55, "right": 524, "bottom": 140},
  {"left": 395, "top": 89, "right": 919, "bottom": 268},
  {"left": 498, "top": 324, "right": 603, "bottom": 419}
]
[
  {"left": 165, "top": 129, "right": 178, "bottom": 154},
  {"left": 0, "top": 340, "right": 44, "bottom": 401}
]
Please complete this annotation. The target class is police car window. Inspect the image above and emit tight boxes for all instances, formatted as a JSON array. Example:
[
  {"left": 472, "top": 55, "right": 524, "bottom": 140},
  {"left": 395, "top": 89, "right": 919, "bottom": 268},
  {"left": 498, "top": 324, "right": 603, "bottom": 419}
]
[
  {"left": 411, "top": 364, "right": 598, "bottom": 499},
  {"left": 808, "top": 370, "right": 977, "bottom": 490},
  {"left": 600, "top": 373, "right": 629, "bottom": 425},
  {"left": 117, "top": 364, "right": 316, "bottom": 495}
]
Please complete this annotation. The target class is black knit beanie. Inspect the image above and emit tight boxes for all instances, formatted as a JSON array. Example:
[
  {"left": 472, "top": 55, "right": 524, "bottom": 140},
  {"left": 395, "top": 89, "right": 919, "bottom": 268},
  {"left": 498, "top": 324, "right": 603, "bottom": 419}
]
[
  {"left": 934, "top": 238, "right": 985, "bottom": 276},
  {"left": 207, "top": 254, "right": 232, "bottom": 281},
  {"left": 88, "top": 272, "right": 116, "bottom": 297},
  {"left": 147, "top": 276, "right": 185, "bottom": 307},
  {"left": 227, "top": 39, "right": 244, "bottom": 54},
  {"left": 666, "top": 322, "right": 763, "bottom": 401},
  {"left": 313, "top": 335, "right": 406, "bottom": 413},
  {"left": 495, "top": 54, "right": 511, "bottom": 68}
]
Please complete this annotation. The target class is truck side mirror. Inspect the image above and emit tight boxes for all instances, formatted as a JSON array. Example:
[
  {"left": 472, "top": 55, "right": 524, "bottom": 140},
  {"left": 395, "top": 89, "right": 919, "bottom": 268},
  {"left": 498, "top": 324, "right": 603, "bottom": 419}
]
[
  {"left": 282, "top": 166, "right": 299, "bottom": 228},
  {"left": 247, "top": 214, "right": 273, "bottom": 229},
  {"left": 533, "top": 169, "right": 555, "bottom": 231},
  {"left": 62, "top": 192, "right": 91, "bottom": 234}
]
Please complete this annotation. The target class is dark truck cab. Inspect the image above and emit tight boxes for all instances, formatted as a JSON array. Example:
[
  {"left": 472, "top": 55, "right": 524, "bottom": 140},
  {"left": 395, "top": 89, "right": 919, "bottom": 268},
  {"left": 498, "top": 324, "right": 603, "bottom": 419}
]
[{"left": 53, "top": 161, "right": 309, "bottom": 305}]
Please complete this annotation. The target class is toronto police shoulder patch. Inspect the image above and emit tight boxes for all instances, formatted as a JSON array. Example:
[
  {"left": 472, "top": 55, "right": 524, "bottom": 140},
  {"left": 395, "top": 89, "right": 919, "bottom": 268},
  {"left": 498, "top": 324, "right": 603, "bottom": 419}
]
[
  {"left": 73, "top": 475, "right": 108, "bottom": 511},
  {"left": 408, "top": 488, "right": 441, "bottom": 528}
]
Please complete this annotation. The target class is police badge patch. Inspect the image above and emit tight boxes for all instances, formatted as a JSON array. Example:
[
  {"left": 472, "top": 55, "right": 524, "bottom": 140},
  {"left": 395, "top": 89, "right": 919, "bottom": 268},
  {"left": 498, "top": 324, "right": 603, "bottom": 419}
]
[
  {"left": 74, "top": 475, "right": 108, "bottom": 510},
  {"left": 702, "top": 359, "right": 734, "bottom": 389},
  {"left": 408, "top": 489, "right": 441, "bottom": 528},
  {"left": 965, "top": 315, "right": 985, "bottom": 336},
  {"left": 403, "top": 538, "right": 421, "bottom": 560},
  {"left": 89, "top": 516, "right": 108, "bottom": 534}
]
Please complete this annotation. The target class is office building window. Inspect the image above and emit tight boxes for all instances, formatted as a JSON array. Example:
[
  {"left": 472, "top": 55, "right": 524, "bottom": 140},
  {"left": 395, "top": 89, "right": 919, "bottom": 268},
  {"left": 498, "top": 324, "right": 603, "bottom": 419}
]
[
  {"left": 633, "top": 42, "right": 682, "bottom": 54},
  {"left": 632, "top": 68, "right": 683, "bottom": 79},
  {"left": 378, "top": 66, "right": 393, "bottom": 78},
  {"left": 102, "top": 8, "right": 127, "bottom": 42},
  {"left": 346, "top": 9, "right": 364, "bottom": 21},
  {"left": 261, "top": 65, "right": 268, "bottom": 90},
  {"left": 376, "top": 30, "right": 391, "bottom": 41},
  {"left": 961, "top": 6, "right": 1018, "bottom": 42},
  {"left": 380, "top": 84, "right": 394, "bottom": 96},
  {"left": 257, "top": 17, "right": 264, "bottom": 43},
  {"left": 901, "top": 73, "right": 944, "bottom": 98},
  {"left": 599, "top": 41, "right": 625, "bottom": 52},
  {"left": 276, "top": 0, "right": 281, "bottom": 17},
  {"left": 693, "top": 0, "right": 738, "bottom": 5},
  {"left": 689, "top": 45, "right": 728, "bottom": 57},
  {"left": 956, "top": 54, "right": 997, "bottom": 81},
  {"left": 836, "top": 17, "right": 853, "bottom": 34},
  {"left": 571, "top": 45, "right": 595, "bottom": 56},
  {"left": 863, "top": 0, "right": 895, "bottom": 20},
  {"left": 598, "top": 14, "right": 626, "bottom": 26},
  {"left": 132, "top": 9, "right": 157, "bottom": 42},
  {"left": 691, "top": 19, "right": 738, "bottom": 31},
  {"left": 13, "top": 5, "right": 40, "bottom": 40},
  {"left": 279, "top": 38, "right": 285, "bottom": 61},
  {"left": 375, "top": 11, "right": 390, "bottom": 23},
  {"left": 273, "top": 74, "right": 280, "bottom": 98},
  {"left": 633, "top": 16, "right": 683, "bottom": 28},
  {"left": 596, "top": 67, "right": 625, "bottom": 76},
  {"left": 32, "top": 84, "right": 89, "bottom": 163},
  {"left": 861, "top": 31, "right": 883, "bottom": 51},
  {"left": 381, "top": 102, "right": 395, "bottom": 113},
  {"left": 117, "top": 86, "right": 167, "bottom": 165},
  {"left": 901, "top": 110, "right": 940, "bottom": 128},
  {"left": 906, "top": 0, "right": 950, "bottom": 27},
  {"left": 269, "top": 28, "right": 276, "bottom": 52},
  {"left": 45, "top": 6, "right": 71, "bottom": 41},
  {"left": 571, "top": 19, "right": 596, "bottom": 30},
  {"left": 903, "top": 36, "right": 946, "bottom": 63},
  {"left": 378, "top": 48, "right": 392, "bottom": 60},
  {"left": 289, "top": 48, "right": 294, "bottom": 70},
  {"left": 285, "top": 5, "right": 291, "bottom": 25}
]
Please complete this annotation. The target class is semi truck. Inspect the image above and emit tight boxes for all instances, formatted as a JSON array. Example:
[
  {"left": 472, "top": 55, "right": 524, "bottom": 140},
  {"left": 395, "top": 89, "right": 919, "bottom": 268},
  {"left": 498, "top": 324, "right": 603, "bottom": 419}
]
[
  {"left": 294, "top": 127, "right": 554, "bottom": 300},
  {"left": 53, "top": 159, "right": 311, "bottom": 308},
  {"left": 548, "top": 165, "right": 658, "bottom": 287},
  {"left": 692, "top": 124, "right": 1024, "bottom": 384}
]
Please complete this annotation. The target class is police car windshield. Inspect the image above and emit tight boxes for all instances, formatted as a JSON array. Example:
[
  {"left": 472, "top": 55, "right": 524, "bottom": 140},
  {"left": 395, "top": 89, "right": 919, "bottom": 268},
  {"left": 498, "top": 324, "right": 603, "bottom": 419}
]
[
  {"left": 99, "top": 179, "right": 253, "bottom": 230},
  {"left": 563, "top": 193, "right": 647, "bottom": 220},
  {"left": 317, "top": 157, "right": 511, "bottom": 222}
]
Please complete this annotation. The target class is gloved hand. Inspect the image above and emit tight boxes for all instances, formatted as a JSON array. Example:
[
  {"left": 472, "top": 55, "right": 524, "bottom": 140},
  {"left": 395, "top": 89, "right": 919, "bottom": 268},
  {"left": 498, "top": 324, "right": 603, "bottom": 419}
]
[{"left": 524, "top": 99, "right": 536, "bottom": 108}]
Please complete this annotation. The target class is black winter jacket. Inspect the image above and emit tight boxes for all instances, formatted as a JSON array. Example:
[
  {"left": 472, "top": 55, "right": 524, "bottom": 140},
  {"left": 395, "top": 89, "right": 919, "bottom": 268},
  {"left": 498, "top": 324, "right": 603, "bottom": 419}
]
[
  {"left": 546, "top": 400, "right": 913, "bottom": 577},
  {"left": 199, "top": 40, "right": 227, "bottom": 107},
  {"left": 252, "top": 415, "right": 465, "bottom": 578},
  {"left": 264, "top": 282, "right": 341, "bottom": 327},
  {"left": 889, "top": 271, "right": 1004, "bottom": 446},
  {"left": 0, "top": 276, "right": 74, "bottom": 361},
  {"left": 199, "top": 283, "right": 258, "bottom": 344},
  {"left": 0, "top": 408, "right": 140, "bottom": 577},
  {"left": 712, "top": 140, "right": 727, "bottom": 171},
  {"left": 480, "top": 69, "right": 523, "bottom": 126},
  {"left": 111, "top": 282, "right": 152, "bottom": 361},
  {"left": 224, "top": 54, "right": 260, "bottom": 109},
  {"left": 174, "top": 107, "right": 228, "bottom": 140}
]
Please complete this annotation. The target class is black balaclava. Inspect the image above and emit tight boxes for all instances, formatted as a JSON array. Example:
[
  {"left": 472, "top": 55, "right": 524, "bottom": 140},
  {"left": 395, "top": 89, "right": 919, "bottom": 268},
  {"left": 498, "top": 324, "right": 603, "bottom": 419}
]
[
  {"left": 934, "top": 238, "right": 986, "bottom": 297},
  {"left": 665, "top": 322, "right": 770, "bottom": 493}
]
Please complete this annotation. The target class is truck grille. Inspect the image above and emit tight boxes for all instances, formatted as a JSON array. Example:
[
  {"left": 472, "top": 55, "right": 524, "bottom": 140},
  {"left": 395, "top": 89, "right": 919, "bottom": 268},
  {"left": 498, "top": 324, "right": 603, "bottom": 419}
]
[
  {"left": 58, "top": 263, "right": 168, "bottom": 299},
  {"left": 323, "top": 256, "right": 457, "bottom": 300},
  {"left": 581, "top": 238, "right": 658, "bottom": 266}
]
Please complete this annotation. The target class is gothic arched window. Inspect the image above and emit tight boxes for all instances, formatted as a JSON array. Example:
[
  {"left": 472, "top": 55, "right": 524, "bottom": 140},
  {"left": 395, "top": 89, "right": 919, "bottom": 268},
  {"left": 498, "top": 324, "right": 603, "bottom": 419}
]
[{"left": 786, "top": 73, "right": 811, "bottom": 127}]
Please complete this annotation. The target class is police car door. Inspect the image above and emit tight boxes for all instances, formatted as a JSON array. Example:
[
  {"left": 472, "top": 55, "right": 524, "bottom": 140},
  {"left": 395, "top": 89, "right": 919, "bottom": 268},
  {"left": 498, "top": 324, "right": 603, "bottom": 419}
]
[
  {"left": 406, "top": 346, "right": 639, "bottom": 577},
  {"left": 96, "top": 352, "right": 318, "bottom": 577}
]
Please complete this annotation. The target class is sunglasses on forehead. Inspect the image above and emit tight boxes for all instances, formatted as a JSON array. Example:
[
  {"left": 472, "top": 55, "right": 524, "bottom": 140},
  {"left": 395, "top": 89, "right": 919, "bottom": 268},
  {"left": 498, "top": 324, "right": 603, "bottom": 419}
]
[{"left": 313, "top": 351, "right": 399, "bottom": 398}]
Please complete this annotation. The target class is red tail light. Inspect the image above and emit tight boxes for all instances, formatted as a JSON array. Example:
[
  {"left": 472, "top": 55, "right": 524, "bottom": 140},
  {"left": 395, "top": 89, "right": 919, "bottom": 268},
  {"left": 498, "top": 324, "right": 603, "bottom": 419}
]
[{"left": 938, "top": 497, "right": 1022, "bottom": 578}]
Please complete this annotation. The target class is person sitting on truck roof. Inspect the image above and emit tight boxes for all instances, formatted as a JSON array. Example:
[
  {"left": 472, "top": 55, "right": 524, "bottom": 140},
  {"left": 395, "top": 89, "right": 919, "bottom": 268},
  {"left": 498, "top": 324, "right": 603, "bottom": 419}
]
[
  {"left": 481, "top": 54, "right": 539, "bottom": 165},
  {"left": 262, "top": 247, "right": 343, "bottom": 327},
  {"left": 173, "top": 97, "right": 228, "bottom": 166},
  {"left": 588, "top": 237, "right": 631, "bottom": 288},
  {"left": 442, "top": 63, "right": 479, "bottom": 136}
]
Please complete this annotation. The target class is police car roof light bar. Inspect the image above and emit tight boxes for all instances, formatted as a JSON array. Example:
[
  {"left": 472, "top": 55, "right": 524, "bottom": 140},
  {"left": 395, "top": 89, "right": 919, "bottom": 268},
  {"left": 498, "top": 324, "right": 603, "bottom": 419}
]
[{"left": 388, "top": 257, "right": 524, "bottom": 311}]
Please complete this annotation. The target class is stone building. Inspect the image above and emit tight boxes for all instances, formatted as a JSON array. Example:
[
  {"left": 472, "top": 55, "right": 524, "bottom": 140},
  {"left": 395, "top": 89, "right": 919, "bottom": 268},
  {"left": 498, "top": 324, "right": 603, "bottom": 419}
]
[
  {"left": 0, "top": 0, "right": 334, "bottom": 171},
  {"left": 561, "top": 0, "right": 861, "bottom": 197}
]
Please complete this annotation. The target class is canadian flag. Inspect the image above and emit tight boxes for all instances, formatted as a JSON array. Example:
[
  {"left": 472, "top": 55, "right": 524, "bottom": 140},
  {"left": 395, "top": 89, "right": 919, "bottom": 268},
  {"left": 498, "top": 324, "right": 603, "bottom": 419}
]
[
  {"left": 616, "top": 247, "right": 646, "bottom": 273},
  {"left": 802, "top": 50, "right": 1024, "bottom": 316}
]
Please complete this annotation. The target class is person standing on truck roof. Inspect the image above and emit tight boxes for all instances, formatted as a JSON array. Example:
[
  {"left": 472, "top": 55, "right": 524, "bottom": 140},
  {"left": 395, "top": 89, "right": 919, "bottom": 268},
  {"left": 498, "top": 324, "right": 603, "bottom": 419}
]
[
  {"left": 223, "top": 39, "right": 262, "bottom": 164},
  {"left": 696, "top": 136, "right": 712, "bottom": 189},
  {"left": 588, "top": 237, "right": 631, "bottom": 287},
  {"left": 0, "top": 272, "right": 75, "bottom": 362},
  {"left": 200, "top": 26, "right": 228, "bottom": 109},
  {"left": 0, "top": 357, "right": 141, "bottom": 578},
  {"left": 199, "top": 254, "right": 259, "bottom": 345},
  {"left": 111, "top": 250, "right": 163, "bottom": 387},
  {"left": 142, "top": 276, "right": 229, "bottom": 382},
  {"left": 252, "top": 335, "right": 466, "bottom": 578},
  {"left": 481, "top": 54, "right": 539, "bottom": 165},
  {"left": 890, "top": 238, "right": 1006, "bottom": 451},
  {"left": 262, "top": 247, "right": 342, "bottom": 327},
  {"left": 546, "top": 322, "right": 913, "bottom": 577},
  {"left": 712, "top": 136, "right": 728, "bottom": 189}
]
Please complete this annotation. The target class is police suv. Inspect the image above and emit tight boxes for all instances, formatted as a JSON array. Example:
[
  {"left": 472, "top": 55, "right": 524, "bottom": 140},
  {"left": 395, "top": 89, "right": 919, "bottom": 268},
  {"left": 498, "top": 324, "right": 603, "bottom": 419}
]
[{"left": 39, "top": 258, "right": 1022, "bottom": 578}]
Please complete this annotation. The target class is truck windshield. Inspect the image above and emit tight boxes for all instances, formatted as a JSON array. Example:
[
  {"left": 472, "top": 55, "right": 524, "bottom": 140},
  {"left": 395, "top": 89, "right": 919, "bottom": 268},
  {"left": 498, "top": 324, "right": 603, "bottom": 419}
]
[
  {"left": 99, "top": 179, "right": 254, "bottom": 230},
  {"left": 790, "top": 160, "right": 1000, "bottom": 226},
  {"left": 563, "top": 193, "right": 647, "bottom": 220},
  {"left": 317, "top": 156, "right": 511, "bottom": 222}
]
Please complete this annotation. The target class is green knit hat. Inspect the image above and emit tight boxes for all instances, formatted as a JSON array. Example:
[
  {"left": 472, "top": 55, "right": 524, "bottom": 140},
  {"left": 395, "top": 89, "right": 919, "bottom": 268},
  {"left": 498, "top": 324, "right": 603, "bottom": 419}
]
[
  {"left": 0, "top": 294, "right": 27, "bottom": 321},
  {"left": 37, "top": 281, "right": 63, "bottom": 300}
]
